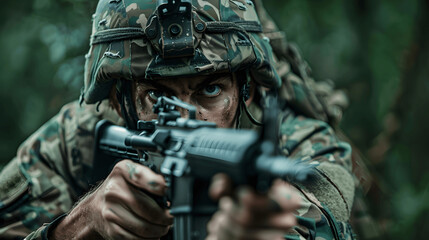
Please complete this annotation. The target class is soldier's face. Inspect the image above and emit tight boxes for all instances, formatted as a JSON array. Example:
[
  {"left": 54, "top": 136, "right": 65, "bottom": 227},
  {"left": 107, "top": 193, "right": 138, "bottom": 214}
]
[{"left": 134, "top": 74, "right": 241, "bottom": 128}]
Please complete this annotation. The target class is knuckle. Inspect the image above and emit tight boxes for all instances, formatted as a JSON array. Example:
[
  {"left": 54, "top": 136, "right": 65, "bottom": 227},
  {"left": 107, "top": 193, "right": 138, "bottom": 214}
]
[
  {"left": 102, "top": 181, "right": 123, "bottom": 201},
  {"left": 101, "top": 206, "right": 116, "bottom": 222},
  {"left": 108, "top": 164, "right": 126, "bottom": 179},
  {"left": 155, "top": 213, "right": 173, "bottom": 227},
  {"left": 110, "top": 224, "right": 127, "bottom": 240},
  {"left": 112, "top": 160, "right": 129, "bottom": 174},
  {"left": 139, "top": 223, "right": 153, "bottom": 236},
  {"left": 110, "top": 223, "right": 141, "bottom": 240},
  {"left": 165, "top": 215, "right": 174, "bottom": 225},
  {"left": 158, "top": 225, "right": 171, "bottom": 237},
  {"left": 104, "top": 226, "right": 113, "bottom": 240},
  {"left": 137, "top": 223, "right": 170, "bottom": 239}
]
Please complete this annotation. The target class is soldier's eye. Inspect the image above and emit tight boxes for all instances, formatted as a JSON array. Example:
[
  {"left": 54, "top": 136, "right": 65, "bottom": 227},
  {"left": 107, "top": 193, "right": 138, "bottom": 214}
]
[
  {"left": 201, "top": 85, "right": 221, "bottom": 97},
  {"left": 148, "top": 90, "right": 165, "bottom": 101}
]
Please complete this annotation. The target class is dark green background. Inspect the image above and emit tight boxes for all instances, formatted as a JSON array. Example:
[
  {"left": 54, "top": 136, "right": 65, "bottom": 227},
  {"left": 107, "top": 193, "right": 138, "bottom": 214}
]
[{"left": 1, "top": 0, "right": 428, "bottom": 239}]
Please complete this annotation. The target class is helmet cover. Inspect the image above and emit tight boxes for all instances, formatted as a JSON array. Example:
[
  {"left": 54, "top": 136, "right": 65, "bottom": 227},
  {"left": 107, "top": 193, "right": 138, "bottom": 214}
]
[{"left": 82, "top": 0, "right": 281, "bottom": 104}]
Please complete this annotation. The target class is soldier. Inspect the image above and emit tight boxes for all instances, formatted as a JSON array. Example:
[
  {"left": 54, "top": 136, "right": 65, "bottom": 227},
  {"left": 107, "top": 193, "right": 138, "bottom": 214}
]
[{"left": 0, "top": 0, "right": 356, "bottom": 239}]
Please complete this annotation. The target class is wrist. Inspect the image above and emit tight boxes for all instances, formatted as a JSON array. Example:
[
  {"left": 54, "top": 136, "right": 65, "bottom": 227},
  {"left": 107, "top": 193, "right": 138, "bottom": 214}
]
[
  {"left": 48, "top": 194, "right": 102, "bottom": 240},
  {"left": 37, "top": 214, "right": 67, "bottom": 240}
]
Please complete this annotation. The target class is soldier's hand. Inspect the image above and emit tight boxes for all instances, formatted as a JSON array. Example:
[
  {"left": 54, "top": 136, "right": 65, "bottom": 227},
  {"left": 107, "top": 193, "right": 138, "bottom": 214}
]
[
  {"left": 50, "top": 160, "right": 173, "bottom": 240},
  {"left": 206, "top": 174, "right": 300, "bottom": 240}
]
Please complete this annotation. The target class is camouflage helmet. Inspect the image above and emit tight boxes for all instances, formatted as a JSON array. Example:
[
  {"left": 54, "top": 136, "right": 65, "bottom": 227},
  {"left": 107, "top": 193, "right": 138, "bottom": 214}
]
[{"left": 82, "top": 0, "right": 281, "bottom": 105}]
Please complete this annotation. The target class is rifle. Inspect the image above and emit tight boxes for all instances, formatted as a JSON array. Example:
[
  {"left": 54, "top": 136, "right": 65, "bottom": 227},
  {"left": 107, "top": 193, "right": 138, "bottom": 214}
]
[{"left": 91, "top": 94, "right": 315, "bottom": 240}]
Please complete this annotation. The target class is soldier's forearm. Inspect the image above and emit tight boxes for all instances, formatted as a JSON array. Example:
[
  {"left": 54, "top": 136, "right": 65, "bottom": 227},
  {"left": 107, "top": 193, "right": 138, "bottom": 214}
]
[{"left": 49, "top": 193, "right": 102, "bottom": 240}]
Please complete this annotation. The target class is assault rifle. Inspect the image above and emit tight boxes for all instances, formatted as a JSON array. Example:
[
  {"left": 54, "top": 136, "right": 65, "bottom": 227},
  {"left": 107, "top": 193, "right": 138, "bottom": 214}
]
[{"left": 91, "top": 94, "right": 315, "bottom": 240}]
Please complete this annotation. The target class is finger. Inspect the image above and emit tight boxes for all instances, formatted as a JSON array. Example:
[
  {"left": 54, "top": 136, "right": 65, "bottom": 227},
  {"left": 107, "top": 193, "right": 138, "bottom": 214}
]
[
  {"left": 268, "top": 180, "right": 301, "bottom": 212},
  {"left": 222, "top": 187, "right": 298, "bottom": 229},
  {"left": 266, "top": 212, "right": 297, "bottom": 230},
  {"left": 112, "top": 160, "right": 167, "bottom": 196},
  {"left": 103, "top": 176, "right": 173, "bottom": 226},
  {"left": 209, "top": 211, "right": 288, "bottom": 240},
  {"left": 207, "top": 210, "right": 237, "bottom": 240},
  {"left": 237, "top": 183, "right": 300, "bottom": 214},
  {"left": 218, "top": 192, "right": 276, "bottom": 226},
  {"left": 102, "top": 201, "right": 171, "bottom": 238},
  {"left": 104, "top": 221, "right": 160, "bottom": 240},
  {"left": 218, "top": 196, "right": 236, "bottom": 212},
  {"left": 209, "top": 173, "right": 233, "bottom": 200},
  {"left": 206, "top": 211, "right": 224, "bottom": 235},
  {"left": 229, "top": 210, "right": 297, "bottom": 230},
  {"left": 226, "top": 229, "right": 287, "bottom": 240},
  {"left": 236, "top": 187, "right": 283, "bottom": 214}
]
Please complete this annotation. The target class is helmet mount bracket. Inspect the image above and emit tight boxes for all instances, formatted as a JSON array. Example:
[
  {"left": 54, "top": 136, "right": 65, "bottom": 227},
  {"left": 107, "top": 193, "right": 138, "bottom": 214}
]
[{"left": 155, "top": 0, "right": 195, "bottom": 59}]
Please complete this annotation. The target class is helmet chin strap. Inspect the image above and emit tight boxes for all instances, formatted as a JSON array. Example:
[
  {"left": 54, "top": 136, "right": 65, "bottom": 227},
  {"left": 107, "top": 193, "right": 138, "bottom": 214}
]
[
  {"left": 235, "top": 71, "right": 263, "bottom": 128},
  {"left": 241, "top": 98, "right": 263, "bottom": 127},
  {"left": 117, "top": 80, "right": 140, "bottom": 130}
]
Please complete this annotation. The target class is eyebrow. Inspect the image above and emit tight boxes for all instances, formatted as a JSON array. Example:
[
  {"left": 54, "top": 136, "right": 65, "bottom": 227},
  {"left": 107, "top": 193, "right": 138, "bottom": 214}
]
[
  {"left": 138, "top": 74, "right": 231, "bottom": 92},
  {"left": 193, "top": 74, "right": 232, "bottom": 90},
  {"left": 137, "top": 79, "right": 172, "bottom": 93}
]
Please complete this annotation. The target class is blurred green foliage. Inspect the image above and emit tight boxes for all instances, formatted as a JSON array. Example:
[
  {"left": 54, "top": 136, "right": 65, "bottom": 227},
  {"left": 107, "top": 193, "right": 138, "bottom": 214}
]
[
  {"left": 0, "top": 0, "right": 428, "bottom": 239},
  {"left": 0, "top": 0, "right": 97, "bottom": 160}
]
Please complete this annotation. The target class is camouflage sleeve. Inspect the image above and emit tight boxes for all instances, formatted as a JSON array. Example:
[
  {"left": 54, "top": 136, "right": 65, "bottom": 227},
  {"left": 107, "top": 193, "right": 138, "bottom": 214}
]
[
  {"left": 280, "top": 112, "right": 356, "bottom": 240},
  {"left": 0, "top": 100, "right": 121, "bottom": 240}
]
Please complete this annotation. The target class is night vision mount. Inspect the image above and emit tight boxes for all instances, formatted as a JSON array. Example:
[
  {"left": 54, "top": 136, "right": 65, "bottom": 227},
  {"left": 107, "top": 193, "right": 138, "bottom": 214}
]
[{"left": 145, "top": 0, "right": 195, "bottom": 59}]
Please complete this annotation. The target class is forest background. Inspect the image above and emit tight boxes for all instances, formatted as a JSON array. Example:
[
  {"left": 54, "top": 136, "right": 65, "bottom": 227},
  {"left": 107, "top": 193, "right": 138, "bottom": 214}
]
[{"left": 1, "top": 0, "right": 428, "bottom": 239}]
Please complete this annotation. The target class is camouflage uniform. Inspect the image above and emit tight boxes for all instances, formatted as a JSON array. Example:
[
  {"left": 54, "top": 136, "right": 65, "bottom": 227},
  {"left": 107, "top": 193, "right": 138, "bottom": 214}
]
[{"left": 0, "top": 0, "right": 357, "bottom": 239}]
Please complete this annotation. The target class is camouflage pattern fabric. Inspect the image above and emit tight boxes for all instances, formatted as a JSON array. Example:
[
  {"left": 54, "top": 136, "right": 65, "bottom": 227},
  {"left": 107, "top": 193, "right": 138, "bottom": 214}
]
[
  {"left": 0, "top": 99, "right": 355, "bottom": 239},
  {"left": 0, "top": 100, "right": 122, "bottom": 240}
]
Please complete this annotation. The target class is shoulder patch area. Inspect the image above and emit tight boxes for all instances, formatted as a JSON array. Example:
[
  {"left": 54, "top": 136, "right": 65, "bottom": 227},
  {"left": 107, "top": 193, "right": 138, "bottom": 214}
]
[
  {"left": 301, "top": 162, "right": 355, "bottom": 222},
  {"left": 0, "top": 158, "right": 29, "bottom": 210}
]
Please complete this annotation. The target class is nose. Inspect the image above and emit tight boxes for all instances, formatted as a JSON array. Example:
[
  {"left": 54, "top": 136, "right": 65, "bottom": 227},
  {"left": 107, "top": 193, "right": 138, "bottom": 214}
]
[{"left": 171, "top": 96, "right": 197, "bottom": 119}]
